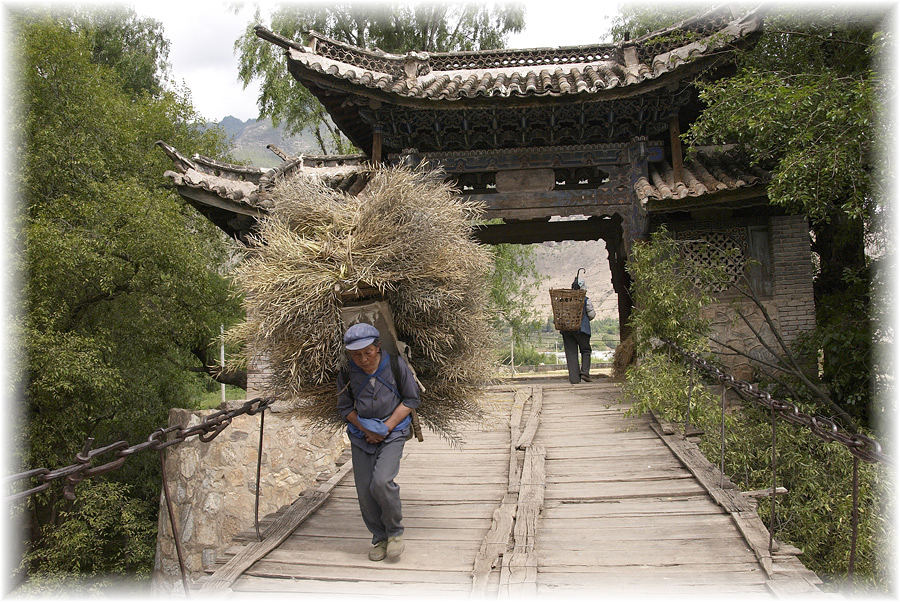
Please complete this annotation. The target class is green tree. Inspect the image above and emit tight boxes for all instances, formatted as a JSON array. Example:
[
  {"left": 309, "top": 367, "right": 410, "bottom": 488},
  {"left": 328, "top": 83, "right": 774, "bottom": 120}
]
[
  {"left": 72, "top": 6, "right": 172, "bottom": 98},
  {"left": 235, "top": 2, "right": 525, "bottom": 152},
  {"left": 612, "top": 5, "right": 888, "bottom": 425},
  {"left": 683, "top": 8, "right": 886, "bottom": 424},
  {"left": 488, "top": 243, "right": 544, "bottom": 349},
  {"left": 622, "top": 231, "right": 890, "bottom": 591},
  {"left": 14, "top": 10, "right": 242, "bottom": 589}
]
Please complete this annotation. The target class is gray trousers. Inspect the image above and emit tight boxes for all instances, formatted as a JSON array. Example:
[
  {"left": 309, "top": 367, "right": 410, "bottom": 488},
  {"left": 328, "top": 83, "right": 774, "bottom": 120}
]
[
  {"left": 351, "top": 437, "right": 407, "bottom": 544},
  {"left": 562, "top": 331, "right": 591, "bottom": 384}
]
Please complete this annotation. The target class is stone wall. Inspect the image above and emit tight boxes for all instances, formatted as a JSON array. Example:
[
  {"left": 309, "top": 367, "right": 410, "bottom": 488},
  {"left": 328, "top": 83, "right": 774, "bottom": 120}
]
[
  {"left": 704, "top": 214, "right": 815, "bottom": 381},
  {"left": 150, "top": 401, "right": 348, "bottom": 592}
]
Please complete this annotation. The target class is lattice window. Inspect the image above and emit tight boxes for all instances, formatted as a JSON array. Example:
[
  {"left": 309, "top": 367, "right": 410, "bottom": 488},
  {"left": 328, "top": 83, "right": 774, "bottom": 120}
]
[{"left": 674, "top": 228, "right": 748, "bottom": 292}]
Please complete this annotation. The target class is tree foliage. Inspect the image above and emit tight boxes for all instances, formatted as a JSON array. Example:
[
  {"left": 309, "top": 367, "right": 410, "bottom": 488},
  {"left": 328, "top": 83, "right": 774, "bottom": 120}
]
[
  {"left": 488, "top": 243, "right": 544, "bottom": 347},
  {"left": 15, "top": 9, "right": 242, "bottom": 588},
  {"left": 613, "top": 5, "right": 888, "bottom": 425},
  {"left": 235, "top": 2, "right": 525, "bottom": 152},
  {"left": 623, "top": 232, "right": 891, "bottom": 591}
]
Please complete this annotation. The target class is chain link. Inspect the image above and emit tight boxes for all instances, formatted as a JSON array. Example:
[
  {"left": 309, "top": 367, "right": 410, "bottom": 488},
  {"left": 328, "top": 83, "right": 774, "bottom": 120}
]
[
  {"left": 660, "top": 340, "right": 889, "bottom": 465},
  {"left": 7, "top": 397, "right": 274, "bottom": 503}
]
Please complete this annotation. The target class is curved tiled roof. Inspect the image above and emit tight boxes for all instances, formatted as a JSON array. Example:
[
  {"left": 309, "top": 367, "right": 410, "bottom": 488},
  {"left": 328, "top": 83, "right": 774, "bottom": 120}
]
[
  {"left": 257, "top": 6, "right": 761, "bottom": 103},
  {"left": 635, "top": 148, "right": 769, "bottom": 204},
  {"left": 156, "top": 141, "right": 370, "bottom": 212}
]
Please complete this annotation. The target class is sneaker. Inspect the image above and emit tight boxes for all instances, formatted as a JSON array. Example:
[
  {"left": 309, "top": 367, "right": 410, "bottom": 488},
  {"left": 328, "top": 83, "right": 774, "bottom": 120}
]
[
  {"left": 386, "top": 535, "right": 404, "bottom": 560},
  {"left": 368, "top": 540, "right": 387, "bottom": 561}
]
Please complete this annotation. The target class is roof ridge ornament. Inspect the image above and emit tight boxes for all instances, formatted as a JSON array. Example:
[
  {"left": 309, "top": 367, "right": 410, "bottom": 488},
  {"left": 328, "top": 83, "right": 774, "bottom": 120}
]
[
  {"left": 403, "top": 51, "right": 431, "bottom": 79},
  {"left": 254, "top": 25, "right": 305, "bottom": 51}
]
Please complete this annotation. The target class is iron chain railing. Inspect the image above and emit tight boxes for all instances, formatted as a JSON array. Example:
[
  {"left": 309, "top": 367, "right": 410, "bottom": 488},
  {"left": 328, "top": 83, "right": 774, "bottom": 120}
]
[
  {"left": 656, "top": 338, "right": 888, "bottom": 578},
  {"left": 8, "top": 396, "right": 275, "bottom": 596}
]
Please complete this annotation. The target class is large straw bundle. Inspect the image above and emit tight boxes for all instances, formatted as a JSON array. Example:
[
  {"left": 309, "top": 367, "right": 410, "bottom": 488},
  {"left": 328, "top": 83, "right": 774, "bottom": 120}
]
[{"left": 227, "top": 164, "right": 495, "bottom": 440}]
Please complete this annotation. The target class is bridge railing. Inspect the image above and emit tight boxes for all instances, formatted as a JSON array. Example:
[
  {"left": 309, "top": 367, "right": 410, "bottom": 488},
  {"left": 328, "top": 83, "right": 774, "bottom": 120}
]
[
  {"left": 6, "top": 397, "right": 275, "bottom": 596},
  {"left": 653, "top": 337, "right": 889, "bottom": 578}
]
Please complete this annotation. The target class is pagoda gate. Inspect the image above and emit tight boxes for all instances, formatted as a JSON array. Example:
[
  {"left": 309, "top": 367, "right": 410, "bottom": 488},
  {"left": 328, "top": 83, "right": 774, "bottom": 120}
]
[{"left": 160, "top": 6, "right": 816, "bottom": 382}]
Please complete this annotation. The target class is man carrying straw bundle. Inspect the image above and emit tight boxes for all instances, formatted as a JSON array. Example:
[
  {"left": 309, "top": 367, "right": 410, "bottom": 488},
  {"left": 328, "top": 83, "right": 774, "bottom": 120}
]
[{"left": 337, "top": 322, "right": 420, "bottom": 562}]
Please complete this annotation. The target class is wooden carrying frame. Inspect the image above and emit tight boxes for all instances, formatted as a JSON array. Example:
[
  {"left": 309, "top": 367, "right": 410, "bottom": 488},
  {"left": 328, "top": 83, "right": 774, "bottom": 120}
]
[
  {"left": 340, "top": 300, "right": 424, "bottom": 442},
  {"left": 549, "top": 288, "right": 586, "bottom": 331}
]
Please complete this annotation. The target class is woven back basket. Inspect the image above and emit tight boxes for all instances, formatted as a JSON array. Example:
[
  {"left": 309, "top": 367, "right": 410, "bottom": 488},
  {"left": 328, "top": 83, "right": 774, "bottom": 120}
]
[{"left": 549, "top": 288, "right": 586, "bottom": 331}]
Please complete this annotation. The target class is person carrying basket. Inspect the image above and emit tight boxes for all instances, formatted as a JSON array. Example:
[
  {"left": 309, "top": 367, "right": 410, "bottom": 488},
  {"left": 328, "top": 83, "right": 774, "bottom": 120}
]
[{"left": 560, "top": 268, "right": 596, "bottom": 384}]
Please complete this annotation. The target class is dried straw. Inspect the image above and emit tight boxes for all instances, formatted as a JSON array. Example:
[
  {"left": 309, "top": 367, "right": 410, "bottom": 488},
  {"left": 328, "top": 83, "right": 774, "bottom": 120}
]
[{"left": 227, "top": 164, "right": 495, "bottom": 440}]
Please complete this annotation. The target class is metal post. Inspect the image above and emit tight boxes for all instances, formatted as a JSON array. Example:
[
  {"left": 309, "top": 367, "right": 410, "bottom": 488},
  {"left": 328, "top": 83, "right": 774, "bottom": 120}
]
[
  {"left": 220, "top": 324, "right": 226, "bottom": 405},
  {"left": 769, "top": 401, "right": 777, "bottom": 553},
  {"left": 849, "top": 456, "right": 860, "bottom": 577},
  {"left": 510, "top": 326, "right": 515, "bottom": 376},
  {"left": 160, "top": 447, "right": 190, "bottom": 597},
  {"left": 254, "top": 406, "right": 266, "bottom": 541},
  {"left": 684, "top": 362, "right": 694, "bottom": 433},
  {"left": 720, "top": 383, "right": 726, "bottom": 489}
]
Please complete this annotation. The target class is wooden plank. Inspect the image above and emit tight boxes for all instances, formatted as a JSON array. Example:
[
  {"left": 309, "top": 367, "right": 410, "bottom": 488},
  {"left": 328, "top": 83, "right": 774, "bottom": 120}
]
[
  {"left": 536, "top": 430, "right": 660, "bottom": 443},
  {"left": 647, "top": 414, "right": 821, "bottom": 591},
  {"left": 508, "top": 388, "right": 529, "bottom": 493},
  {"left": 538, "top": 539, "right": 759, "bottom": 568},
  {"left": 199, "top": 459, "right": 353, "bottom": 592},
  {"left": 537, "top": 567, "right": 765, "bottom": 584},
  {"left": 515, "top": 386, "right": 543, "bottom": 449},
  {"left": 316, "top": 500, "right": 498, "bottom": 519},
  {"left": 648, "top": 418, "right": 751, "bottom": 512},
  {"left": 263, "top": 539, "right": 480, "bottom": 570},
  {"left": 243, "top": 561, "right": 473, "bottom": 584},
  {"left": 331, "top": 482, "right": 502, "bottom": 501},
  {"left": 470, "top": 493, "right": 517, "bottom": 596},
  {"left": 732, "top": 510, "right": 775, "bottom": 577},
  {"left": 766, "top": 574, "right": 823, "bottom": 596},
  {"left": 545, "top": 466, "right": 691, "bottom": 482},
  {"left": 500, "top": 444, "right": 545, "bottom": 598},
  {"left": 509, "top": 387, "right": 529, "bottom": 442},
  {"left": 236, "top": 521, "right": 488, "bottom": 543},
  {"left": 232, "top": 575, "right": 471, "bottom": 595},
  {"left": 537, "top": 582, "right": 768, "bottom": 595}
]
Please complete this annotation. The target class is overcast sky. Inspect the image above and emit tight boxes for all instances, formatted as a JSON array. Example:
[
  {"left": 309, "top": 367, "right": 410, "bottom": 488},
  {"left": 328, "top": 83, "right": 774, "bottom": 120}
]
[{"left": 131, "top": 1, "right": 621, "bottom": 123}]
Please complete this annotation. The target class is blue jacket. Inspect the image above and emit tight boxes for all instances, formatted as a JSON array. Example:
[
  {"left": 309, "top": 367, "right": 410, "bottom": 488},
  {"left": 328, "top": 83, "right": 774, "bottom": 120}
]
[{"left": 337, "top": 352, "right": 420, "bottom": 453}]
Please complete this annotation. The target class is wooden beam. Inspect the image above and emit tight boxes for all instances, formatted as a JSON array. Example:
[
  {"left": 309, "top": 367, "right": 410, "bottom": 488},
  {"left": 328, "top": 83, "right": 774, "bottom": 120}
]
[
  {"left": 371, "top": 130, "right": 382, "bottom": 164},
  {"left": 472, "top": 216, "right": 621, "bottom": 245},
  {"left": 670, "top": 114, "right": 683, "bottom": 184},
  {"left": 469, "top": 187, "right": 633, "bottom": 212},
  {"left": 176, "top": 187, "right": 266, "bottom": 218},
  {"left": 199, "top": 458, "right": 353, "bottom": 592},
  {"left": 508, "top": 387, "right": 529, "bottom": 493},
  {"left": 500, "top": 444, "right": 545, "bottom": 598},
  {"left": 645, "top": 187, "right": 770, "bottom": 214},
  {"left": 470, "top": 493, "right": 517, "bottom": 596},
  {"left": 515, "top": 386, "right": 543, "bottom": 449}
]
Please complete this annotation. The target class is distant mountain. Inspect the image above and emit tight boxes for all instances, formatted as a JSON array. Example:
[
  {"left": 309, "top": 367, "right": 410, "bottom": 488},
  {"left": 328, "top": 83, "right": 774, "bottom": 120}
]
[
  {"left": 208, "top": 116, "right": 321, "bottom": 168},
  {"left": 529, "top": 240, "right": 617, "bottom": 322}
]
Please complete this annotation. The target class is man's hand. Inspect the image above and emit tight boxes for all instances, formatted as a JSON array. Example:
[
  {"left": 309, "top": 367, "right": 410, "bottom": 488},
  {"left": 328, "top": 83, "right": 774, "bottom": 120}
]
[{"left": 364, "top": 430, "right": 386, "bottom": 444}]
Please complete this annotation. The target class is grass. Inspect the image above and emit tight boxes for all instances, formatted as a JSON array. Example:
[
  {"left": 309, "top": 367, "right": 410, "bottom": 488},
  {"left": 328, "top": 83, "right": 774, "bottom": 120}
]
[{"left": 194, "top": 385, "right": 248, "bottom": 410}]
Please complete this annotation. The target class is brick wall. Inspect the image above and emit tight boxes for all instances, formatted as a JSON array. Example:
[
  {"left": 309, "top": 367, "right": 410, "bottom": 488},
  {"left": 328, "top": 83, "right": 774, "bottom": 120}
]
[
  {"left": 246, "top": 350, "right": 273, "bottom": 398},
  {"left": 769, "top": 215, "right": 816, "bottom": 341},
  {"left": 704, "top": 214, "right": 815, "bottom": 378}
]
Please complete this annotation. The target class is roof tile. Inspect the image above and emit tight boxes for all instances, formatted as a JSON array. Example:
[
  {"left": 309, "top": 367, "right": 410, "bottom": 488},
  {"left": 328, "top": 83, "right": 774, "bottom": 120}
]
[
  {"left": 265, "top": 8, "right": 760, "bottom": 102},
  {"left": 634, "top": 149, "right": 768, "bottom": 204}
]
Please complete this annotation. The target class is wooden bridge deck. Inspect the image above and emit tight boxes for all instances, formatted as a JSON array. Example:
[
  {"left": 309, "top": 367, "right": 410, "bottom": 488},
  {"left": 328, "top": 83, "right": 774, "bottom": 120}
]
[{"left": 205, "top": 380, "right": 822, "bottom": 597}]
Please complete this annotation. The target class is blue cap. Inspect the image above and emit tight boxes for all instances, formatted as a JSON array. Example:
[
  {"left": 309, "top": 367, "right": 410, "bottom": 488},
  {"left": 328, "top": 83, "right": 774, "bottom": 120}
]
[{"left": 344, "top": 322, "right": 380, "bottom": 350}]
